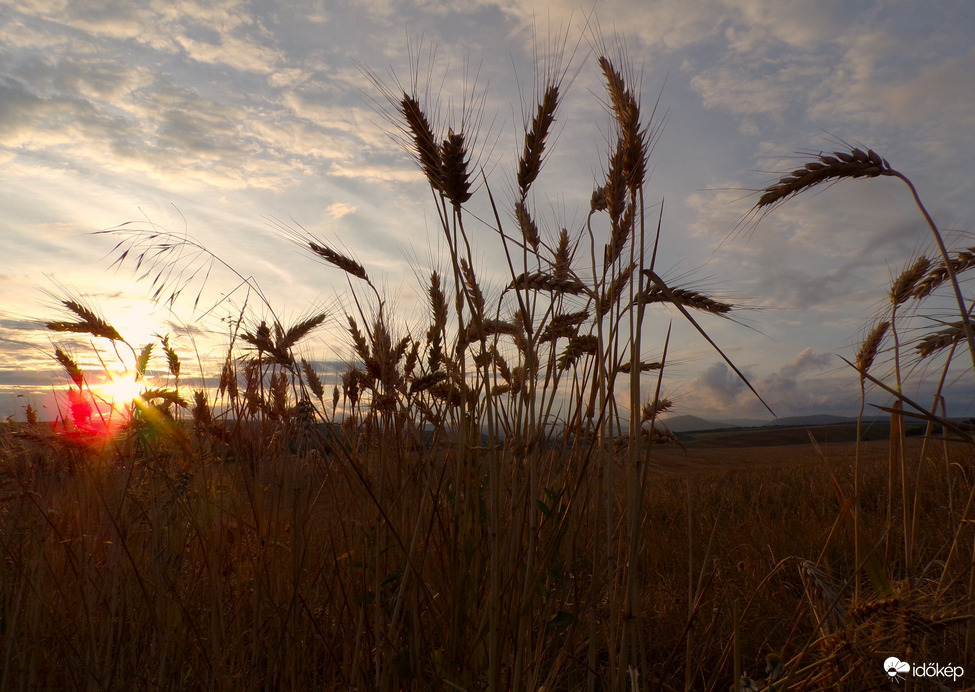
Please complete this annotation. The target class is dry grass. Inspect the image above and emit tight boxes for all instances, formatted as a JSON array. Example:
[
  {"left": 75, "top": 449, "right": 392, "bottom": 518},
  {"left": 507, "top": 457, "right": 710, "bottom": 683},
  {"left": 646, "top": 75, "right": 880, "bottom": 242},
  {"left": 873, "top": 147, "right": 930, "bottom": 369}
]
[{"left": 2, "top": 427, "right": 971, "bottom": 691}]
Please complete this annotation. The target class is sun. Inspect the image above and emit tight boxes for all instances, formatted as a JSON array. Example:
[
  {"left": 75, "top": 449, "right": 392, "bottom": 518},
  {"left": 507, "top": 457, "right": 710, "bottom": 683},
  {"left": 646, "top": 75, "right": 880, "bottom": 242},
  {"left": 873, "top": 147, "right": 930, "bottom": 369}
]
[{"left": 97, "top": 372, "right": 146, "bottom": 413}]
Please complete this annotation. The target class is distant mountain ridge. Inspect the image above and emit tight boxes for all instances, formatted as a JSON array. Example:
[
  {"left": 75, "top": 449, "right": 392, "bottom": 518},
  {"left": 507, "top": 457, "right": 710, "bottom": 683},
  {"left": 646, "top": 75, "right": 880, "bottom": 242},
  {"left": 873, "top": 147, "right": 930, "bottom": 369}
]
[{"left": 661, "top": 413, "right": 888, "bottom": 433}]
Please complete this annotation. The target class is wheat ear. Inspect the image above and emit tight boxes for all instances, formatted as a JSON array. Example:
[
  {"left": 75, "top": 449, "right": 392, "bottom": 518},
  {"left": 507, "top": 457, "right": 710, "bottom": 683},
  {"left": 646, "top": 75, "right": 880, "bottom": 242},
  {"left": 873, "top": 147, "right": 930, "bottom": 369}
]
[
  {"left": 855, "top": 321, "right": 889, "bottom": 376},
  {"left": 54, "top": 346, "right": 84, "bottom": 388},
  {"left": 400, "top": 93, "right": 443, "bottom": 193},
  {"left": 309, "top": 242, "right": 370, "bottom": 283},
  {"left": 890, "top": 257, "right": 931, "bottom": 306},
  {"left": 757, "top": 148, "right": 893, "bottom": 209},
  {"left": 47, "top": 300, "right": 123, "bottom": 342}
]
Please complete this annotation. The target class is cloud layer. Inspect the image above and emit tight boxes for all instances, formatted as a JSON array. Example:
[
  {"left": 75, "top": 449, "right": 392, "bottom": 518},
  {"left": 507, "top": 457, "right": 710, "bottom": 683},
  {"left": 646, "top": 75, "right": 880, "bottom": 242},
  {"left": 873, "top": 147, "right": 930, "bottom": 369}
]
[{"left": 3, "top": 1, "right": 974, "bottom": 420}]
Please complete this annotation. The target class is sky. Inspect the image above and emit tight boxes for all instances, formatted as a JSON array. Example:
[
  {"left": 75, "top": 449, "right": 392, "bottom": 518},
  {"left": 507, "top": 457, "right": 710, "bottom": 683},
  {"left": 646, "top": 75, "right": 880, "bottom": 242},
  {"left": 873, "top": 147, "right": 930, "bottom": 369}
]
[{"left": 3, "top": 0, "right": 975, "bottom": 424}]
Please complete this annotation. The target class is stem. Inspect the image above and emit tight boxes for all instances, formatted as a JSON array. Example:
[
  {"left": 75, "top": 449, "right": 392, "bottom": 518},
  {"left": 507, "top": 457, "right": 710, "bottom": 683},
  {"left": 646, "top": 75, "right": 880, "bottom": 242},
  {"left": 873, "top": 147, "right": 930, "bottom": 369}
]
[{"left": 891, "top": 171, "right": 975, "bottom": 373}]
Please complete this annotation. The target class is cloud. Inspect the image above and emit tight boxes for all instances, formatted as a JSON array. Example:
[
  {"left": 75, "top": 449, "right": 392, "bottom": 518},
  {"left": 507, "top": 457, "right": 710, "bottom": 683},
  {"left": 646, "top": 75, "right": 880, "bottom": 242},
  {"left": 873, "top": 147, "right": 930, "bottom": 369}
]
[
  {"left": 0, "top": 5, "right": 393, "bottom": 195},
  {"left": 173, "top": 30, "right": 283, "bottom": 75},
  {"left": 792, "top": 346, "right": 832, "bottom": 372},
  {"left": 720, "top": 0, "right": 843, "bottom": 52},
  {"left": 328, "top": 162, "right": 423, "bottom": 184},
  {"left": 4, "top": 0, "right": 152, "bottom": 41},
  {"left": 697, "top": 361, "right": 747, "bottom": 400},
  {"left": 691, "top": 59, "right": 832, "bottom": 127},
  {"left": 0, "top": 368, "right": 53, "bottom": 387},
  {"left": 686, "top": 353, "right": 861, "bottom": 419},
  {"left": 327, "top": 202, "right": 356, "bottom": 219},
  {"left": 3, "top": 0, "right": 974, "bottom": 422}
]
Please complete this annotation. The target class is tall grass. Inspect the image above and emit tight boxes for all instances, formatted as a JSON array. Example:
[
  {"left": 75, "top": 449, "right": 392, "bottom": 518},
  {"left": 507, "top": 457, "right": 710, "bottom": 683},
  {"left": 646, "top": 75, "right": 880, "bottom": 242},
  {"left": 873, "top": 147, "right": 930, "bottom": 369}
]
[{"left": 1, "top": 51, "right": 974, "bottom": 692}]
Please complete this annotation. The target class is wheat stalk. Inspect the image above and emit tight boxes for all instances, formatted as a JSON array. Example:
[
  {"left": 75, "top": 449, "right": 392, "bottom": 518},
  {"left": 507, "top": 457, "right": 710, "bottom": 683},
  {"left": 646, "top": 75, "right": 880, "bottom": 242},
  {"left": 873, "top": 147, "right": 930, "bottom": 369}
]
[
  {"left": 557, "top": 334, "right": 598, "bottom": 371},
  {"left": 599, "top": 262, "right": 635, "bottom": 315},
  {"left": 47, "top": 300, "right": 123, "bottom": 342},
  {"left": 639, "top": 282, "right": 733, "bottom": 315},
  {"left": 855, "top": 320, "right": 889, "bottom": 375},
  {"left": 400, "top": 93, "right": 443, "bottom": 193},
  {"left": 514, "top": 200, "right": 541, "bottom": 252},
  {"left": 135, "top": 343, "right": 153, "bottom": 376},
  {"left": 518, "top": 83, "right": 559, "bottom": 196},
  {"left": 160, "top": 334, "right": 181, "bottom": 379},
  {"left": 141, "top": 388, "right": 188, "bottom": 408},
  {"left": 347, "top": 316, "right": 371, "bottom": 365},
  {"left": 459, "top": 258, "right": 485, "bottom": 317},
  {"left": 603, "top": 206, "right": 633, "bottom": 271},
  {"left": 757, "top": 148, "right": 893, "bottom": 209},
  {"left": 754, "top": 144, "right": 975, "bottom": 374},
  {"left": 552, "top": 228, "right": 572, "bottom": 280},
  {"left": 617, "top": 360, "right": 661, "bottom": 374},
  {"left": 641, "top": 398, "right": 673, "bottom": 422},
  {"left": 300, "top": 358, "right": 325, "bottom": 401},
  {"left": 911, "top": 247, "right": 975, "bottom": 300},
  {"left": 440, "top": 128, "right": 472, "bottom": 208},
  {"left": 510, "top": 271, "right": 587, "bottom": 296},
  {"left": 54, "top": 346, "right": 84, "bottom": 388},
  {"left": 309, "top": 242, "right": 370, "bottom": 283},
  {"left": 219, "top": 358, "right": 238, "bottom": 400},
  {"left": 409, "top": 371, "right": 446, "bottom": 394},
  {"left": 281, "top": 313, "right": 328, "bottom": 351},
  {"left": 891, "top": 256, "right": 931, "bottom": 306},
  {"left": 539, "top": 310, "right": 589, "bottom": 343},
  {"left": 192, "top": 390, "right": 212, "bottom": 431},
  {"left": 916, "top": 322, "right": 964, "bottom": 358},
  {"left": 598, "top": 55, "right": 645, "bottom": 191}
]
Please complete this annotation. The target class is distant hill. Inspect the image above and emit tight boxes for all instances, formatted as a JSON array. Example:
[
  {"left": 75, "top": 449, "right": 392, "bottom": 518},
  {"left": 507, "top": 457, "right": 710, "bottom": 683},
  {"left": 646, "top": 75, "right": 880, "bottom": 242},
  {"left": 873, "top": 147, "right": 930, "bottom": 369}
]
[
  {"left": 722, "top": 417, "right": 773, "bottom": 428},
  {"left": 661, "top": 415, "right": 738, "bottom": 432},
  {"left": 661, "top": 413, "right": 890, "bottom": 433},
  {"left": 772, "top": 414, "right": 860, "bottom": 427}
]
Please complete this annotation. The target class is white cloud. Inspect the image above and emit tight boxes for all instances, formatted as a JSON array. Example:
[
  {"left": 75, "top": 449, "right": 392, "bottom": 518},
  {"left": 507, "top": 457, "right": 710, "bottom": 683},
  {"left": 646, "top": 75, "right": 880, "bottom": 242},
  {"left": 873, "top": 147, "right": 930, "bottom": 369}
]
[
  {"left": 174, "top": 31, "right": 283, "bottom": 74},
  {"left": 328, "top": 162, "right": 423, "bottom": 184},
  {"left": 793, "top": 346, "right": 832, "bottom": 371},
  {"left": 690, "top": 66, "right": 791, "bottom": 125},
  {"left": 327, "top": 202, "right": 356, "bottom": 219},
  {"left": 720, "top": 0, "right": 842, "bottom": 52}
]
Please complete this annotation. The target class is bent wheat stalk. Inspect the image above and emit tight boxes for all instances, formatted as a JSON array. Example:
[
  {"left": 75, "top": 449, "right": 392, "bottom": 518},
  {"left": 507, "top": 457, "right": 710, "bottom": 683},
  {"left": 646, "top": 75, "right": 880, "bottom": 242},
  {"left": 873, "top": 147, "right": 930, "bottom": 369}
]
[{"left": 756, "top": 147, "right": 975, "bottom": 374}]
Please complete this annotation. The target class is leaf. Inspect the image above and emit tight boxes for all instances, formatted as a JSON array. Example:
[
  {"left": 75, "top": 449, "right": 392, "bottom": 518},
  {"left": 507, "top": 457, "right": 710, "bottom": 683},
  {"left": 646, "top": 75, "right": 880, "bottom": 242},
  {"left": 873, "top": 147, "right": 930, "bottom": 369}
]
[{"left": 644, "top": 269, "right": 774, "bottom": 417}]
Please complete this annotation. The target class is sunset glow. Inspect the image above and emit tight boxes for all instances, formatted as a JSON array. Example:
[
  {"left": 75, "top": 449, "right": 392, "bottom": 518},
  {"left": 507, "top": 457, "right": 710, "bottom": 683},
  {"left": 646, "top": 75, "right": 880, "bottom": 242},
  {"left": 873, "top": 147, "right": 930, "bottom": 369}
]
[{"left": 96, "top": 373, "right": 146, "bottom": 414}]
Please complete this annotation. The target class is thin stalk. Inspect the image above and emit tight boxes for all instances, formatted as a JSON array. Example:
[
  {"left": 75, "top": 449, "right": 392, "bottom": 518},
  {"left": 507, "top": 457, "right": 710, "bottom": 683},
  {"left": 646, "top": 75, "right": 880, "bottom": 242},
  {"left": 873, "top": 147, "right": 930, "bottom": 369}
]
[{"left": 622, "top": 183, "right": 645, "bottom": 682}]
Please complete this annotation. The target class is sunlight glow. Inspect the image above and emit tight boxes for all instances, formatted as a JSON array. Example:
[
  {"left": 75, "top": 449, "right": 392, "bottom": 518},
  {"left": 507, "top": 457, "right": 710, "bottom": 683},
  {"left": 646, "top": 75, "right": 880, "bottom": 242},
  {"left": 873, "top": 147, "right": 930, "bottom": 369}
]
[{"left": 97, "top": 372, "right": 146, "bottom": 413}]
